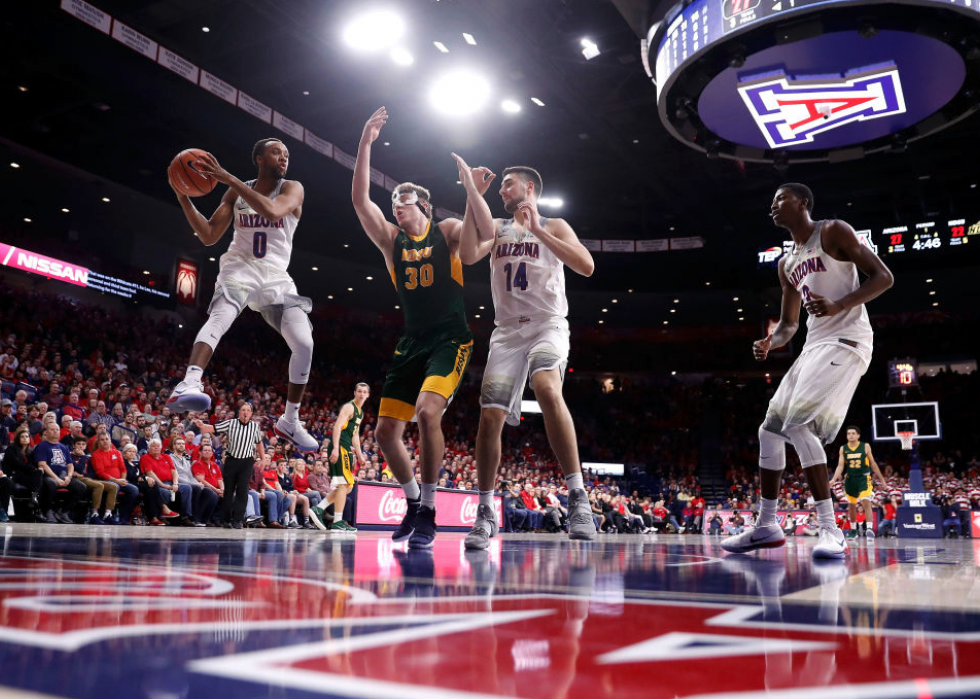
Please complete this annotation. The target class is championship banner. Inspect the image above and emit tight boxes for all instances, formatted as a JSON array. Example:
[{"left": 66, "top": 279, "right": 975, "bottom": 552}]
[
  {"left": 175, "top": 259, "right": 199, "bottom": 306},
  {"left": 157, "top": 47, "right": 199, "bottom": 84},
  {"left": 111, "top": 20, "right": 158, "bottom": 60},
  {"left": 237, "top": 91, "right": 272, "bottom": 123},
  {"left": 602, "top": 240, "right": 636, "bottom": 253},
  {"left": 60, "top": 0, "right": 110, "bottom": 34},
  {"left": 272, "top": 111, "right": 304, "bottom": 140},
  {"left": 355, "top": 481, "right": 503, "bottom": 529},
  {"left": 199, "top": 71, "right": 237, "bottom": 105}
]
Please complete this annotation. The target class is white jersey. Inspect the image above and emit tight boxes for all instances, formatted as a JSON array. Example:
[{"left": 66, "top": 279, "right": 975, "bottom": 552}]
[
  {"left": 781, "top": 220, "right": 873, "bottom": 359},
  {"left": 226, "top": 179, "right": 299, "bottom": 270},
  {"left": 490, "top": 217, "right": 568, "bottom": 325}
]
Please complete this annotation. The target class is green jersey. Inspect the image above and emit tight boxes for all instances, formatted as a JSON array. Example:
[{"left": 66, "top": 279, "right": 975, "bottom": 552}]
[
  {"left": 390, "top": 221, "right": 468, "bottom": 336},
  {"left": 336, "top": 401, "right": 363, "bottom": 450},
  {"left": 843, "top": 441, "right": 871, "bottom": 497}
]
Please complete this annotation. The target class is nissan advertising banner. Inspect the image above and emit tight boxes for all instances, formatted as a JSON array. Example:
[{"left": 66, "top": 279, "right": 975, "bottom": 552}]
[{"left": 355, "top": 482, "right": 503, "bottom": 529}]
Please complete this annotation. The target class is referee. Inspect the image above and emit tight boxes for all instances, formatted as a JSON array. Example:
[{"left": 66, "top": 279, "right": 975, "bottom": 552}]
[{"left": 195, "top": 403, "right": 265, "bottom": 529}]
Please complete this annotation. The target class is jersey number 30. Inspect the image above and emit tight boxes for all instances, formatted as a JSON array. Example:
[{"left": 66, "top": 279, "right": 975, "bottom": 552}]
[
  {"left": 253, "top": 231, "right": 268, "bottom": 258},
  {"left": 405, "top": 264, "right": 434, "bottom": 290},
  {"left": 504, "top": 262, "right": 528, "bottom": 292}
]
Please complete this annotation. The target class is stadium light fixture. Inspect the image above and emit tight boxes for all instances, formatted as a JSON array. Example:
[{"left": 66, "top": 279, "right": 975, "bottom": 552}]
[
  {"left": 580, "top": 38, "right": 600, "bottom": 60},
  {"left": 343, "top": 10, "right": 405, "bottom": 52},
  {"left": 390, "top": 47, "right": 414, "bottom": 66},
  {"left": 537, "top": 197, "right": 563, "bottom": 208},
  {"left": 429, "top": 70, "right": 491, "bottom": 116}
]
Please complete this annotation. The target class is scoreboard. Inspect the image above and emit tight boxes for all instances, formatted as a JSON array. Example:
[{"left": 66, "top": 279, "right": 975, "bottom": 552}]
[
  {"left": 648, "top": 0, "right": 980, "bottom": 164},
  {"left": 882, "top": 219, "right": 976, "bottom": 254},
  {"left": 888, "top": 358, "right": 919, "bottom": 388}
]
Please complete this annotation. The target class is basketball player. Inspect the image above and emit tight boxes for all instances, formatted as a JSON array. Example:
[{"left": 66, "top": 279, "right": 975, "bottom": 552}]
[
  {"left": 722, "top": 183, "right": 893, "bottom": 559},
  {"left": 352, "top": 107, "right": 473, "bottom": 549},
  {"left": 451, "top": 154, "right": 597, "bottom": 549},
  {"left": 830, "top": 425, "right": 886, "bottom": 539},
  {"left": 165, "top": 139, "right": 318, "bottom": 452},
  {"left": 309, "top": 383, "right": 369, "bottom": 532}
]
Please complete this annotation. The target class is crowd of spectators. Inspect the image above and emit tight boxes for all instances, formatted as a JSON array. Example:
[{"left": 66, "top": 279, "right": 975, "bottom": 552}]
[{"left": 1, "top": 276, "right": 976, "bottom": 538}]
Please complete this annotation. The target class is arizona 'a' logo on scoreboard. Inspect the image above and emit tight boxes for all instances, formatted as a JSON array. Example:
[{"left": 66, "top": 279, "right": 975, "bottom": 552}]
[{"left": 738, "top": 64, "right": 907, "bottom": 149}]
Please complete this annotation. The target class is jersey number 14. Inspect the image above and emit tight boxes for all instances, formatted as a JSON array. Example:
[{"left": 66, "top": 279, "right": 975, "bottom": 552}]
[{"left": 504, "top": 262, "right": 528, "bottom": 292}]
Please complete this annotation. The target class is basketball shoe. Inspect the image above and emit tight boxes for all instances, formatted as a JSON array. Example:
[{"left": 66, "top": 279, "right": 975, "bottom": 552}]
[
  {"left": 721, "top": 523, "right": 786, "bottom": 554},
  {"left": 464, "top": 504, "right": 499, "bottom": 550},
  {"left": 813, "top": 526, "right": 848, "bottom": 559},
  {"left": 274, "top": 416, "right": 319, "bottom": 452},
  {"left": 167, "top": 379, "right": 211, "bottom": 413},
  {"left": 392, "top": 498, "right": 420, "bottom": 543},
  {"left": 408, "top": 505, "right": 437, "bottom": 549},
  {"left": 567, "top": 489, "right": 597, "bottom": 541},
  {"left": 308, "top": 502, "right": 334, "bottom": 531}
]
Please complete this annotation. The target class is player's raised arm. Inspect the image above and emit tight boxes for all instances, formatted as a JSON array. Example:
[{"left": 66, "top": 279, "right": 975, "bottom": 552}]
[
  {"left": 168, "top": 171, "right": 236, "bottom": 246},
  {"left": 804, "top": 220, "right": 894, "bottom": 318},
  {"left": 352, "top": 107, "right": 398, "bottom": 259},
  {"left": 451, "top": 153, "right": 497, "bottom": 264},
  {"left": 517, "top": 202, "right": 595, "bottom": 277}
]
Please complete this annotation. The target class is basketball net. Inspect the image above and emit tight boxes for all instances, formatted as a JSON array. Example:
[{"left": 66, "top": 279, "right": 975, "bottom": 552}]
[{"left": 898, "top": 431, "right": 915, "bottom": 451}]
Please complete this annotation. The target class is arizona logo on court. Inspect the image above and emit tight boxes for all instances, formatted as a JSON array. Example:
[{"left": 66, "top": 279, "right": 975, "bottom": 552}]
[{"left": 738, "top": 64, "right": 907, "bottom": 149}]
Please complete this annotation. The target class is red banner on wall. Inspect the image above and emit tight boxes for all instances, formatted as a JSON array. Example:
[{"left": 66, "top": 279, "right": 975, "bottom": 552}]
[{"left": 175, "top": 259, "right": 199, "bottom": 306}]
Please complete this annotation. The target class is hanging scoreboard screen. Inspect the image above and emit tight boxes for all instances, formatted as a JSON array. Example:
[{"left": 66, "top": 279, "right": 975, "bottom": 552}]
[
  {"left": 649, "top": 0, "right": 980, "bottom": 164},
  {"left": 882, "top": 219, "right": 977, "bottom": 254}
]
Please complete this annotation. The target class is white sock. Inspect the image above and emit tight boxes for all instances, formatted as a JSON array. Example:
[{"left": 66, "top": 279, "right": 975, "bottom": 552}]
[
  {"left": 184, "top": 365, "right": 203, "bottom": 383},
  {"left": 401, "top": 479, "right": 421, "bottom": 502},
  {"left": 565, "top": 472, "right": 584, "bottom": 492},
  {"left": 420, "top": 482, "right": 436, "bottom": 509},
  {"left": 333, "top": 511, "right": 343, "bottom": 524},
  {"left": 479, "top": 490, "right": 494, "bottom": 508},
  {"left": 284, "top": 401, "right": 300, "bottom": 423},
  {"left": 815, "top": 499, "right": 836, "bottom": 529},
  {"left": 290, "top": 514, "right": 297, "bottom": 524},
  {"left": 759, "top": 498, "right": 778, "bottom": 527}
]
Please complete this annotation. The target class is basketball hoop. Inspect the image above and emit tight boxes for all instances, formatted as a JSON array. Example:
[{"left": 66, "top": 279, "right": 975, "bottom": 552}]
[{"left": 898, "top": 431, "right": 915, "bottom": 451}]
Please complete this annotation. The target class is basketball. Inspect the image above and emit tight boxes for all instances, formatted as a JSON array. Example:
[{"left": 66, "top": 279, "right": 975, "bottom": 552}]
[{"left": 168, "top": 148, "right": 216, "bottom": 197}]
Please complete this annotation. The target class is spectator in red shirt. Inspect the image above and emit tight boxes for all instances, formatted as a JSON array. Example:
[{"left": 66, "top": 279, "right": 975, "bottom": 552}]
[
  {"left": 90, "top": 432, "right": 139, "bottom": 524},
  {"left": 291, "top": 459, "right": 322, "bottom": 510},
  {"left": 250, "top": 454, "right": 286, "bottom": 529},
  {"left": 139, "top": 438, "right": 181, "bottom": 522},
  {"left": 192, "top": 444, "right": 223, "bottom": 525}
]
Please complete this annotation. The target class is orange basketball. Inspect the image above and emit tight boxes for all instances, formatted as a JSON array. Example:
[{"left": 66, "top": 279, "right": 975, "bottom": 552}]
[{"left": 168, "top": 148, "right": 217, "bottom": 197}]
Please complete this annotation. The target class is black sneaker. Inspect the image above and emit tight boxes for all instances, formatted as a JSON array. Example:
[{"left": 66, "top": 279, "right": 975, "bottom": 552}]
[
  {"left": 408, "top": 506, "right": 437, "bottom": 549},
  {"left": 392, "top": 498, "right": 421, "bottom": 543}
]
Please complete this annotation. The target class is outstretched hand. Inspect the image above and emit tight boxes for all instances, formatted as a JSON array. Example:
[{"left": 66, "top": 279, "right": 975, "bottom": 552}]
[
  {"left": 193, "top": 152, "right": 233, "bottom": 184},
  {"left": 516, "top": 201, "right": 543, "bottom": 233},
  {"left": 362, "top": 107, "right": 388, "bottom": 145},
  {"left": 753, "top": 333, "right": 773, "bottom": 361},
  {"left": 451, "top": 152, "right": 496, "bottom": 196}
]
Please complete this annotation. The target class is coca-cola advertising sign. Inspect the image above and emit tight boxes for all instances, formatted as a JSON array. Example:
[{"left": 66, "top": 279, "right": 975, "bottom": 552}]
[{"left": 356, "top": 482, "right": 503, "bottom": 528}]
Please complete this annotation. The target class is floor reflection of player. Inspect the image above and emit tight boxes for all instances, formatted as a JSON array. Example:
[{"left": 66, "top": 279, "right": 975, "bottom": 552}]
[{"left": 722, "top": 183, "right": 893, "bottom": 560}]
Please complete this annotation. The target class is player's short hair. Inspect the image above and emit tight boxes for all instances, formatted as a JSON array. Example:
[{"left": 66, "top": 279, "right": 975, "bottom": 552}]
[
  {"left": 73, "top": 436, "right": 87, "bottom": 446},
  {"left": 502, "top": 166, "right": 543, "bottom": 196},
  {"left": 394, "top": 182, "right": 433, "bottom": 220},
  {"left": 778, "top": 182, "right": 814, "bottom": 213},
  {"left": 354, "top": 382, "right": 370, "bottom": 391},
  {"left": 252, "top": 138, "right": 284, "bottom": 168},
  {"left": 845, "top": 425, "right": 861, "bottom": 436}
]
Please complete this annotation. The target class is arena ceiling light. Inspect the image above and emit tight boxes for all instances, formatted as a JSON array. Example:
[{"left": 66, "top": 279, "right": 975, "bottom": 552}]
[
  {"left": 343, "top": 10, "right": 405, "bottom": 52},
  {"left": 538, "top": 197, "right": 563, "bottom": 208},
  {"left": 433, "top": 41, "right": 449, "bottom": 53},
  {"left": 390, "top": 47, "right": 414, "bottom": 66},
  {"left": 463, "top": 33, "right": 477, "bottom": 45},
  {"left": 531, "top": 97, "right": 545, "bottom": 106},
  {"left": 429, "top": 70, "right": 491, "bottom": 116},
  {"left": 501, "top": 99, "right": 521, "bottom": 113},
  {"left": 580, "top": 38, "right": 600, "bottom": 60}
]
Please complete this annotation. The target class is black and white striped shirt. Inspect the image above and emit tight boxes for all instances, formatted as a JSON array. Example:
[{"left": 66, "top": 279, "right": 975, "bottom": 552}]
[{"left": 214, "top": 418, "right": 262, "bottom": 459}]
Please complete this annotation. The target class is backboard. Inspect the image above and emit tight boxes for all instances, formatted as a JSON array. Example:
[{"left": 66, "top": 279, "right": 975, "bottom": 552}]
[{"left": 871, "top": 401, "right": 941, "bottom": 442}]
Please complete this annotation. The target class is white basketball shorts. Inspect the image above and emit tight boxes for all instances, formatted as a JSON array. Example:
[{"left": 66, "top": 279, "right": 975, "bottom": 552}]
[
  {"left": 209, "top": 253, "right": 310, "bottom": 315},
  {"left": 480, "top": 316, "right": 570, "bottom": 426},
  {"left": 763, "top": 341, "right": 870, "bottom": 444}
]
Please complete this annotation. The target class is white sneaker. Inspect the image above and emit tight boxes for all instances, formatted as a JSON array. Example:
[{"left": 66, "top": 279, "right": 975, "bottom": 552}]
[
  {"left": 813, "top": 526, "right": 848, "bottom": 559},
  {"left": 167, "top": 379, "right": 211, "bottom": 412},
  {"left": 275, "top": 416, "right": 319, "bottom": 452},
  {"left": 865, "top": 528, "right": 876, "bottom": 543},
  {"left": 720, "top": 524, "right": 785, "bottom": 554}
]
